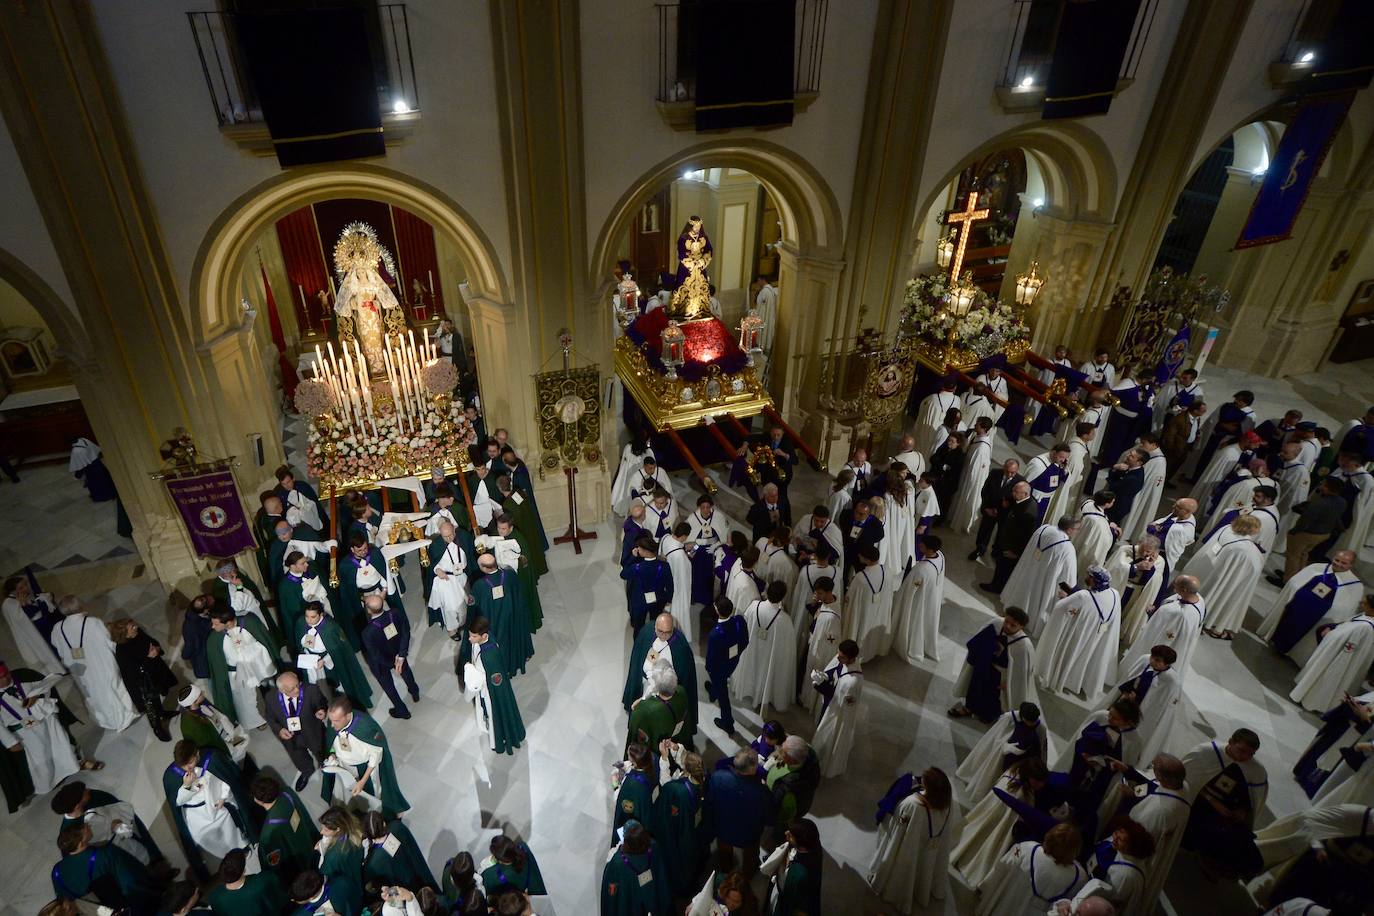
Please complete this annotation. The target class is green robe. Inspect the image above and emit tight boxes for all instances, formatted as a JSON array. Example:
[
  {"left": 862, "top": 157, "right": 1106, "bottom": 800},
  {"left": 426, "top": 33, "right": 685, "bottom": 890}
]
[
  {"left": 58, "top": 789, "right": 164, "bottom": 864},
  {"left": 162, "top": 747, "right": 257, "bottom": 881},
  {"left": 178, "top": 705, "right": 232, "bottom": 757},
  {"left": 266, "top": 524, "right": 327, "bottom": 590},
  {"left": 772, "top": 853, "right": 823, "bottom": 916},
  {"left": 289, "top": 875, "right": 364, "bottom": 916},
  {"left": 473, "top": 640, "right": 524, "bottom": 755},
  {"left": 278, "top": 571, "right": 357, "bottom": 650},
  {"left": 258, "top": 790, "right": 319, "bottom": 879},
  {"left": 212, "top": 575, "right": 286, "bottom": 648},
  {"left": 206, "top": 616, "right": 279, "bottom": 725},
  {"left": 626, "top": 688, "right": 688, "bottom": 751},
  {"left": 599, "top": 842, "right": 672, "bottom": 915},
  {"left": 471, "top": 570, "right": 533, "bottom": 676},
  {"left": 51, "top": 843, "right": 159, "bottom": 911},
  {"left": 478, "top": 842, "right": 546, "bottom": 895},
  {"left": 337, "top": 547, "right": 406, "bottom": 633},
  {"left": 321, "top": 711, "right": 410, "bottom": 817},
  {"left": 319, "top": 837, "right": 364, "bottom": 883},
  {"left": 506, "top": 531, "right": 545, "bottom": 632},
  {"left": 500, "top": 494, "right": 548, "bottom": 577},
  {"left": 207, "top": 872, "right": 286, "bottom": 915},
  {"left": 620, "top": 626, "right": 698, "bottom": 741},
  {"left": 362, "top": 819, "right": 437, "bottom": 895},
  {"left": 613, "top": 770, "right": 656, "bottom": 836},
  {"left": 294, "top": 616, "right": 373, "bottom": 710},
  {"left": 654, "top": 776, "right": 704, "bottom": 896}
]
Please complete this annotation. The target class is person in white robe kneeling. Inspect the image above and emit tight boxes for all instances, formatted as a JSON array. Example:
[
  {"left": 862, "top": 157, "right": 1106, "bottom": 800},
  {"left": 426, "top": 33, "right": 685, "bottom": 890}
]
[
  {"left": 957, "top": 701, "right": 1047, "bottom": 802},
  {"left": 1037, "top": 566, "right": 1121, "bottom": 698},
  {"left": 973, "top": 817, "right": 1085, "bottom": 916},
  {"left": 811, "top": 638, "right": 863, "bottom": 778},
  {"left": 1185, "top": 514, "right": 1265, "bottom": 640},
  {"left": 1072, "top": 492, "right": 1119, "bottom": 573},
  {"left": 1004, "top": 515, "right": 1081, "bottom": 635},
  {"left": 0, "top": 663, "right": 86, "bottom": 795},
  {"left": 50, "top": 595, "right": 138, "bottom": 732},
  {"left": 1290, "top": 595, "right": 1374, "bottom": 713},
  {"left": 732, "top": 581, "right": 796, "bottom": 714},
  {"left": 868, "top": 766, "right": 961, "bottom": 912},
  {"left": 893, "top": 535, "right": 945, "bottom": 664},
  {"left": 844, "top": 545, "right": 894, "bottom": 662},
  {"left": 1117, "top": 575, "right": 1207, "bottom": 683}
]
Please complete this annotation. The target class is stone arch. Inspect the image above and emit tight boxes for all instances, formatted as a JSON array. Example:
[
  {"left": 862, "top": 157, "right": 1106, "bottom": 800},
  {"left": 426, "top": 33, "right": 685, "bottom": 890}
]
[
  {"left": 190, "top": 164, "right": 511, "bottom": 341},
  {"left": 587, "top": 138, "right": 845, "bottom": 286},
  {"left": 0, "top": 245, "right": 92, "bottom": 365}
]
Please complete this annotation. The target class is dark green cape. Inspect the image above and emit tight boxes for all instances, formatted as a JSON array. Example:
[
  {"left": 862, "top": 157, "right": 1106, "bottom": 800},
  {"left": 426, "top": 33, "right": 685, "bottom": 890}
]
[
  {"left": 599, "top": 842, "right": 672, "bottom": 915},
  {"left": 613, "top": 771, "right": 656, "bottom": 835},
  {"left": 475, "top": 640, "right": 524, "bottom": 755},
  {"left": 294, "top": 615, "right": 373, "bottom": 710},
  {"left": 772, "top": 853, "right": 823, "bottom": 915},
  {"left": 212, "top": 575, "right": 286, "bottom": 647},
  {"left": 289, "top": 874, "right": 364, "bottom": 916},
  {"left": 500, "top": 493, "right": 548, "bottom": 577},
  {"left": 472, "top": 570, "right": 533, "bottom": 676},
  {"left": 178, "top": 705, "right": 232, "bottom": 757},
  {"left": 654, "top": 776, "right": 704, "bottom": 896},
  {"left": 258, "top": 788, "right": 319, "bottom": 879},
  {"left": 507, "top": 532, "right": 545, "bottom": 632},
  {"left": 422, "top": 533, "right": 474, "bottom": 627},
  {"left": 51, "top": 843, "right": 159, "bottom": 911},
  {"left": 321, "top": 711, "right": 410, "bottom": 817},
  {"left": 620, "top": 626, "right": 698, "bottom": 741},
  {"left": 58, "top": 789, "right": 163, "bottom": 864},
  {"left": 161, "top": 747, "right": 257, "bottom": 881},
  {"left": 319, "top": 837, "right": 364, "bottom": 882},
  {"left": 362, "top": 818, "right": 438, "bottom": 894},
  {"left": 337, "top": 547, "right": 405, "bottom": 630},
  {"left": 206, "top": 615, "right": 279, "bottom": 725},
  {"left": 278, "top": 572, "right": 357, "bottom": 651},
  {"left": 479, "top": 841, "right": 546, "bottom": 895},
  {"left": 626, "top": 687, "right": 689, "bottom": 751},
  {"left": 206, "top": 872, "right": 287, "bottom": 915}
]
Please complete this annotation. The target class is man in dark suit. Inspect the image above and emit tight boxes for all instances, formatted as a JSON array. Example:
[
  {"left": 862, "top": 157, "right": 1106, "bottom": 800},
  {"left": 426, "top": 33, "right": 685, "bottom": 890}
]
[
  {"left": 746, "top": 483, "right": 792, "bottom": 543},
  {"left": 359, "top": 591, "right": 421, "bottom": 719},
  {"left": 760, "top": 426, "right": 797, "bottom": 512},
  {"left": 838, "top": 498, "right": 884, "bottom": 576},
  {"left": 1105, "top": 447, "right": 1148, "bottom": 525},
  {"left": 969, "top": 458, "right": 1025, "bottom": 562},
  {"left": 262, "top": 671, "right": 327, "bottom": 791},
  {"left": 981, "top": 480, "right": 1037, "bottom": 593}
]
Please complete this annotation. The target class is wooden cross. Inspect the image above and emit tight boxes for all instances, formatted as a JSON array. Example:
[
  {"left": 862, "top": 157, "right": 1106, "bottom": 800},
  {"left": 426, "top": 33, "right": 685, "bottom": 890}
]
[{"left": 945, "top": 191, "right": 991, "bottom": 282}]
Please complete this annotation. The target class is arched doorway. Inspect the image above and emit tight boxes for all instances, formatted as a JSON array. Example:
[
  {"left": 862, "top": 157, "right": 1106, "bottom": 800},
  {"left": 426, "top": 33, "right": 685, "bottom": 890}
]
[
  {"left": 589, "top": 140, "right": 844, "bottom": 420},
  {"left": 190, "top": 166, "right": 513, "bottom": 476}
]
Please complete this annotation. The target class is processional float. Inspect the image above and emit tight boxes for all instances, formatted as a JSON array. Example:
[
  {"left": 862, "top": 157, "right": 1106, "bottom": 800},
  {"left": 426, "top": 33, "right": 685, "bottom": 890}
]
[
  {"left": 292, "top": 223, "right": 477, "bottom": 584},
  {"left": 612, "top": 216, "right": 819, "bottom": 492}
]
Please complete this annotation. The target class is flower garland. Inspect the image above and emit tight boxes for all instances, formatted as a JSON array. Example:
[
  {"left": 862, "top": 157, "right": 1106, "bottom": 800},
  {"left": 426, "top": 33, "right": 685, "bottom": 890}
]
[{"left": 897, "top": 273, "right": 1030, "bottom": 360}]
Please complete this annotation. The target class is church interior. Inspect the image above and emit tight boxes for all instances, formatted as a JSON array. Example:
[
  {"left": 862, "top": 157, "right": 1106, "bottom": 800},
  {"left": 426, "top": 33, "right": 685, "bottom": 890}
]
[{"left": 2, "top": 1, "right": 1374, "bottom": 914}]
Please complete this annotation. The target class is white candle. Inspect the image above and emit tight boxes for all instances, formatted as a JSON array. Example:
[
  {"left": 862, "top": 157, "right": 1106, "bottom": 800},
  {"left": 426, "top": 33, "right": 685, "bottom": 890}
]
[
  {"left": 329, "top": 274, "right": 337, "bottom": 301},
  {"left": 298, "top": 284, "right": 305, "bottom": 307},
  {"left": 427, "top": 270, "right": 434, "bottom": 295},
  {"left": 385, "top": 347, "right": 405, "bottom": 429}
]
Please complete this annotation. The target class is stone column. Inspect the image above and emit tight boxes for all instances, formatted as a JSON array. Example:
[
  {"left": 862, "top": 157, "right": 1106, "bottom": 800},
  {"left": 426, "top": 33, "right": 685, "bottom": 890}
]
[
  {"left": 0, "top": 1, "right": 258, "bottom": 589},
  {"left": 773, "top": 241, "right": 845, "bottom": 416},
  {"left": 1009, "top": 210, "right": 1116, "bottom": 354},
  {"left": 487, "top": 1, "right": 610, "bottom": 529},
  {"left": 1077, "top": 0, "right": 1256, "bottom": 349}
]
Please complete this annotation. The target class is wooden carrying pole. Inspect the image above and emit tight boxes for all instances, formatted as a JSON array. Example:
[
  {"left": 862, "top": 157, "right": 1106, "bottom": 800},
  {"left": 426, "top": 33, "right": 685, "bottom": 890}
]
[
  {"left": 666, "top": 427, "right": 718, "bottom": 493},
  {"left": 762, "top": 406, "right": 822, "bottom": 469},
  {"left": 328, "top": 484, "right": 340, "bottom": 587},
  {"left": 552, "top": 466, "right": 596, "bottom": 554}
]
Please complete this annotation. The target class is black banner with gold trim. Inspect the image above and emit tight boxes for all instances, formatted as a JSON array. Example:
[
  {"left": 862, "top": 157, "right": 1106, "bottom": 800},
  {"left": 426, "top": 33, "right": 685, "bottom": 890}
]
[
  {"left": 694, "top": 0, "right": 795, "bottom": 131},
  {"left": 1042, "top": 0, "right": 1141, "bottom": 121}
]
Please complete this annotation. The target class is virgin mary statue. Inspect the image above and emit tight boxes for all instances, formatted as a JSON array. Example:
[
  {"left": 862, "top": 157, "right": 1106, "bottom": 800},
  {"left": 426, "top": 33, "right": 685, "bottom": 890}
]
[
  {"left": 333, "top": 222, "right": 402, "bottom": 369},
  {"left": 668, "top": 215, "right": 714, "bottom": 320}
]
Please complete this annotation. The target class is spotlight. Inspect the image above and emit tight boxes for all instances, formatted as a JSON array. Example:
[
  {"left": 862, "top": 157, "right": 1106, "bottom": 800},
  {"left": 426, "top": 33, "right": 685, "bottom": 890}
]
[
  {"left": 1020, "top": 75, "right": 1034, "bottom": 88},
  {"left": 1299, "top": 51, "right": 1315, "bottom": 64},
  {"left": 392, "top": 98, "right": 409, "bottom": 113}
]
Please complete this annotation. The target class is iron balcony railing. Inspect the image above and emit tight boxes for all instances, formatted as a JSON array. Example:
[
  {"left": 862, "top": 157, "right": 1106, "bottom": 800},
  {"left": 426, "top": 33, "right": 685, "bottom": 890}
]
[
  {"left": 654, "top": 0, "right": 828, "bottom": 103},
  {"left": 188, "top": 3, "right": 419, "bottom": 127}
]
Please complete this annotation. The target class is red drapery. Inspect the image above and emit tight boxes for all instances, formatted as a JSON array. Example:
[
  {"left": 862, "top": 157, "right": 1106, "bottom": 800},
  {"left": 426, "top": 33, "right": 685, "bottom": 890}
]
[
  {"left": 392, "top": 205, "right": 444, "bottom": 323},
  {"left": 274, "top": 206, "right": 331, "bottom": 336},
  {"left": 260, "top": 264, "right": 300, "bottom": 397}
]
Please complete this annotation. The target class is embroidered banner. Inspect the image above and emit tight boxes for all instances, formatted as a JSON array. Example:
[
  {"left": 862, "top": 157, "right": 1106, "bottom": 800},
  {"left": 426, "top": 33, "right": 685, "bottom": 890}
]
[
  {"left": 165, "top": 471, "right": 256, "bottom": 559},
  {"left": 1236, "top": 94, "right": 1353, "bottom": 249}
]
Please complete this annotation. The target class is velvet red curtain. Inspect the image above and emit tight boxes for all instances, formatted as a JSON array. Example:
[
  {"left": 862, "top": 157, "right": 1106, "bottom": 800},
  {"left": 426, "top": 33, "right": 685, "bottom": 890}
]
[
  {"left": 274, "top": 206, "right": 331, "bottom": 336},
  {"left": 392, "top": 205, "right": 444, "bottom": 323}
]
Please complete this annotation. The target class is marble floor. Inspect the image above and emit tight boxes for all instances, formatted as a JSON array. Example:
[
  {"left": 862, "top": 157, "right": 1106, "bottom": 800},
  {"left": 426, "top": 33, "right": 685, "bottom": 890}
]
[{"left": 0, "top": 359, "right": 1370, "bottom": 915}]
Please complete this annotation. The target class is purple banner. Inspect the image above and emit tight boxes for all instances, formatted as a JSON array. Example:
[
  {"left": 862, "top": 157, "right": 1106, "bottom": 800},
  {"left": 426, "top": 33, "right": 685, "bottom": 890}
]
[{"left": 165, "top": 470, "right": 256, "bottom": 559}]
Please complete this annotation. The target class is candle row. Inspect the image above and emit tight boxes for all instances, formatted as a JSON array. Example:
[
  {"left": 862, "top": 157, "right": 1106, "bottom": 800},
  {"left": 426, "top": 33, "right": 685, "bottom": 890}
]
[{"left": 310, "top": 330, "right": 439, "bottom": 440}]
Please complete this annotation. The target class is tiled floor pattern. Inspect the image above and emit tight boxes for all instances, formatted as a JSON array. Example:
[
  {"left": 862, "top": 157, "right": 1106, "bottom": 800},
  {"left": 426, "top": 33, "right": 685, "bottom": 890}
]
[{"left": 0, "top": 358, "right": 1371, "bottom": 914}]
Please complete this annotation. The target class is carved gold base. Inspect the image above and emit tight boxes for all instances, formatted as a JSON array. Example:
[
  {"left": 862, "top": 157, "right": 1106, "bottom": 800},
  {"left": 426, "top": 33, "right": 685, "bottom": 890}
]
[
  {"left": 613, "top": 335, "right": 773, "bottom": 431},
  {"left": 910, "top": 336, "right": 1031, "bottom": 374}
]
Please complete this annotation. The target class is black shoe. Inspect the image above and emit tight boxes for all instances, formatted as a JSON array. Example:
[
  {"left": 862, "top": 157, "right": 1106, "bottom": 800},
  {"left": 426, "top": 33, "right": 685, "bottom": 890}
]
[
  {"left": 409, "top": 691, "right": 420, "bottom": 703},
  {"left": 295, "top": 772, "right": 311, "bottom": 792},
  {"left": 978, "top": 583, "right": 1001, "bottom": 594},
  {"left": 967, "top": 550, "right": 981, "bottom": 562},
  {"left": 714, "top": 717, "right": 734, "bottom": 733},
  {"left": 388, "top": 707, "right": 412, "bottom": 720},
  {"left": 1266, "top": 571, "right": 1285, "bottom": 586}
]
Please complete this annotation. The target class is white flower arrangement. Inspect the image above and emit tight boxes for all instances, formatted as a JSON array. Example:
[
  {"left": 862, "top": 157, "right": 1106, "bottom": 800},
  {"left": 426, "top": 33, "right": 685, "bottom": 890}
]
[{"left": 898, "top": 272, "right": 1030, "bottom": 359}]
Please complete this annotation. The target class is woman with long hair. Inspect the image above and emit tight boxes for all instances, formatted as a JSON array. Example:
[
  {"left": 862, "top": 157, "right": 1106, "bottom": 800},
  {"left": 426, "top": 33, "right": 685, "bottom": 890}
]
[
  {"left": 360, "top": 809, "right": 437, "bottom": 896},
  {"left": 109, "top": 617, "right": 178, "bottom": 741},
  {"left": 762, "top": 817, "right": 823, "bottom": 915},
  {"left": 316, "top": 805, "right": 364, "bottom": 883},
  {"left": 611, "top": 742, "right": 660, "bottom": 837},
  {"left": 869, "top": 767, "right": 962, "bottom": 910},
  {"left": 479, "top": 833, "right": 547, "bottom": 896},
  {"left": 440, "top": 851, "right": 487, "bottom": 914}
]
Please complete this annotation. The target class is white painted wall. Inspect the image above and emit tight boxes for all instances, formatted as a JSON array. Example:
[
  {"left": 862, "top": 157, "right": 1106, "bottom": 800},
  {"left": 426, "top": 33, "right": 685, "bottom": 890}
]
[{"left": 0, "top": 113, "right": 79, "bottom": 327}]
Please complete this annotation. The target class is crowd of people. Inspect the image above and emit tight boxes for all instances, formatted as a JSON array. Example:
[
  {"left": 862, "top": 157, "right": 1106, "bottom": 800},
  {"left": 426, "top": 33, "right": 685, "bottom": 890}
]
[{"left": 3, "top": 341, "right": 1373, "bottom": 916}]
